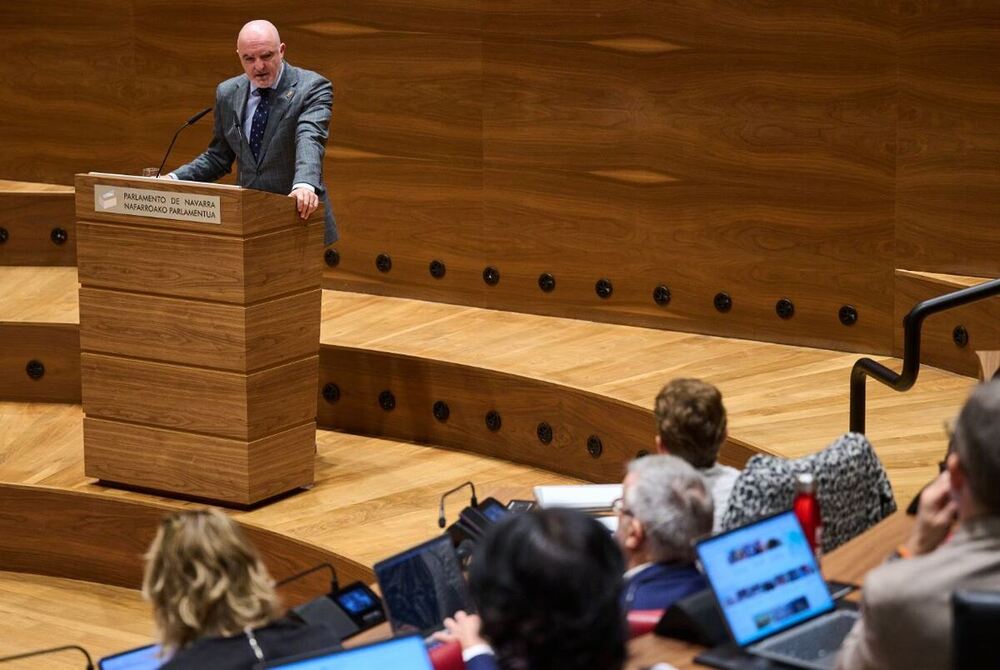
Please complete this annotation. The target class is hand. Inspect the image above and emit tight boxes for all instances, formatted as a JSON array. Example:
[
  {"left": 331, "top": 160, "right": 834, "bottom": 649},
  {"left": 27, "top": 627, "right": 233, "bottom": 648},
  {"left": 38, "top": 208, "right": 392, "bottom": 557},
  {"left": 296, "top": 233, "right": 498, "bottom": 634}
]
[
  {"left": 289, "top": 187, "right": 319, "bottom": 220},
  {"left": 431, "top": 611, "right": 486, "bottom": 650},
  {"left": 905, "top": 470, "right": 958, "bottom": 556}
]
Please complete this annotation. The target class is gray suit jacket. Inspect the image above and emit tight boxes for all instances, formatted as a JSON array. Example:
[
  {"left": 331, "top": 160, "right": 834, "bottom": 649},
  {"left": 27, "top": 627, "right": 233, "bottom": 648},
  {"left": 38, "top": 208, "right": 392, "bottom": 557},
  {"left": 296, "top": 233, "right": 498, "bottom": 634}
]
[
  {"left": 173, "top": 63, "right": 337, "bottom": 244},
  {"left": 836, "top": 516, "right": 1000, "bottom": 670}
]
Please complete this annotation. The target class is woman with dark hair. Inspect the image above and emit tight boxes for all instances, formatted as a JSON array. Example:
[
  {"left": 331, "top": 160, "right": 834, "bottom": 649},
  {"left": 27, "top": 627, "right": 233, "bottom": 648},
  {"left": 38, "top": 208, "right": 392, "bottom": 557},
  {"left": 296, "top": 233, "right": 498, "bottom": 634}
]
[{"left": 435, "top": 508, "right": 627, "bottom": 670}]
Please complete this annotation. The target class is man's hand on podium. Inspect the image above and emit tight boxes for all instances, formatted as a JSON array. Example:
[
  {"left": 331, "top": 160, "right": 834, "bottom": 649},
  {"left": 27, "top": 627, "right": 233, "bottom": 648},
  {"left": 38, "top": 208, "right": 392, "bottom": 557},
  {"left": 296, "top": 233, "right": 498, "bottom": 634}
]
[{"left": 289, "top": 186, "right": 319, "bottom": 221}]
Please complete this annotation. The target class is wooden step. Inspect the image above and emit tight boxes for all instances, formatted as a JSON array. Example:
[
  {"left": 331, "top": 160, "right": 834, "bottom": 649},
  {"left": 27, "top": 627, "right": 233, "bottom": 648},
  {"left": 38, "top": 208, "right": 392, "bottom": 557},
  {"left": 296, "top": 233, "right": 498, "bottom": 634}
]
[
  {"left": 0, "top": 402, "right": 578, "bottom": 581},
  {"left": 0, "top": 267, "right": 979, "bottom": 502},
  {"left": 0, "top": 180, "right": 76, "bottom": 266},
  {"left": 0, "top": 267, "right": 80, "bottom": 402},
  {"left": 894, "top": 269, "right": 999, "bottom": 378},
  {"left": 318, "top": 289, "right": 978, "bottom": 502}
]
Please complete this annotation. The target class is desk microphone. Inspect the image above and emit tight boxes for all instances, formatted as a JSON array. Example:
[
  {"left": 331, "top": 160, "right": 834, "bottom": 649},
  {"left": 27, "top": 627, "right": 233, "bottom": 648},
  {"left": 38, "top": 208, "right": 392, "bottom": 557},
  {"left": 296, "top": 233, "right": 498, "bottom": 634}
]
[
  {"left": 0, "top": 644, "right": 94, "bottom": 668},
  {"left": 275, "top": 561, "right": 338, "bottom": 593},
  {"left": 438, "top": 481, "right": 478, "bottom": 528},
  {"left": 155, "top": 106, "right": 213, "bottom": 177}
]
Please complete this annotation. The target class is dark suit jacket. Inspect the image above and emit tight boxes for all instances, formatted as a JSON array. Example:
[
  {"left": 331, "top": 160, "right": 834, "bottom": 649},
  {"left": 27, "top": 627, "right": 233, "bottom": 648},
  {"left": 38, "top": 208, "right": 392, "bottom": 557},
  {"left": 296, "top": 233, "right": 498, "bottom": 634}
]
[
  {"left": 173, "top": 62, "right": 337, "bottom": 244},
  {"left": 159, "top": 618, "right": 338, "bottom": 669},
  {"left": 465, "top": 653, "right": 499, "bottom": 670},
  {"left": 622, "top": 561, "right": 708, "bottom": 612}
]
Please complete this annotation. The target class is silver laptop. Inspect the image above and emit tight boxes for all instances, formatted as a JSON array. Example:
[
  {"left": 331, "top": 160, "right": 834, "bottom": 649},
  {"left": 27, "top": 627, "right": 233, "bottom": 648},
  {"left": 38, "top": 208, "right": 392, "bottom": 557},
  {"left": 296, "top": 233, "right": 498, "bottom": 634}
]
[{"left": 695, "top": 510, "right": 859, "bottom": 670}]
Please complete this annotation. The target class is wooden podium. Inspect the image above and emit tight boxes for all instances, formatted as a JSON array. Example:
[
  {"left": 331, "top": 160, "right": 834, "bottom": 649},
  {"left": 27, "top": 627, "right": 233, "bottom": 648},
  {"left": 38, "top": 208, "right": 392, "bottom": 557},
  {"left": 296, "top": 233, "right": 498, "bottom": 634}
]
[{"left": 74, "top": 173, "right": 323, "bottom": 505}]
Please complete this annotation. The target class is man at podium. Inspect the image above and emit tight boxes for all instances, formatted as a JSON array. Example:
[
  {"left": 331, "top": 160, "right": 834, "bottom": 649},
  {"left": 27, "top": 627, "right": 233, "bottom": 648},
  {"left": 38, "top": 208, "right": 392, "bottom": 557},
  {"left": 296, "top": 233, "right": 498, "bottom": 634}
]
[{"left": 168, "top": 19, "right": 337, "bottom": 245}]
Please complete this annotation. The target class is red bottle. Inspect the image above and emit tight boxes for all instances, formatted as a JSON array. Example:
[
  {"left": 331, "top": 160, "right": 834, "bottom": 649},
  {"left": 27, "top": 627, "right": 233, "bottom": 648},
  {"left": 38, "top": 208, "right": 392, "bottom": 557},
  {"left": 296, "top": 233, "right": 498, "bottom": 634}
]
[{"left": 793, "top": 472, "right": 823, "bottom": 557}]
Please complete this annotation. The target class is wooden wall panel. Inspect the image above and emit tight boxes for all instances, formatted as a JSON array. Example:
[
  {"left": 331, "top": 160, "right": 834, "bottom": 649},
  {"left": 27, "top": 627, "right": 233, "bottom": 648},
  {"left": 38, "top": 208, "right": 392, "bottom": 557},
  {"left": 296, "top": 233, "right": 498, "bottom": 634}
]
[
  {"left": 0, "top": 324, "right": 80, "bottom": 403},
  {"left": 0, "top": 3, "right": 137, "bottom": 183},
  {"left": 896, "top": 2, "right": 1000, "bottom": 278},
  {"left": 4, "top": 2, "right": 998, "bottom": 354},
  {"left": 0, "top": 193, "right": 77, "bottom": 266},
  {"left": 317, "top": 345, "right": 762, "bottom": 484}
]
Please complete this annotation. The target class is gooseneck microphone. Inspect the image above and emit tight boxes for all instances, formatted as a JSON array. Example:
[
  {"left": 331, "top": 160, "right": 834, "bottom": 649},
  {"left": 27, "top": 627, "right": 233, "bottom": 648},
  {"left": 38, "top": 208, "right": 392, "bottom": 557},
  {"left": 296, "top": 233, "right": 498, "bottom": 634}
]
[
  {"left": 155, "top": 106, "right": 213, "bottom": 178},
  {"left": 275, "top": 562, "right": 338, "bottom": 593},
  {"left": 438, "top": 481, "right": 478, "bottom": 528},
  {"left": 0, "top": 644, "right": 94, "bottom": 668}
]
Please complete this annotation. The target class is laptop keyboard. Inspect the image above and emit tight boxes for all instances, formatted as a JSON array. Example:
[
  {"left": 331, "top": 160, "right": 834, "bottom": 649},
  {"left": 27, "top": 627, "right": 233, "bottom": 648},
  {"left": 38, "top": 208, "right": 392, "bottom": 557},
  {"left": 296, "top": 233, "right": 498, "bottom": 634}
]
[{"left": 755, "top": 611, "right": 859, "bottom": 663}]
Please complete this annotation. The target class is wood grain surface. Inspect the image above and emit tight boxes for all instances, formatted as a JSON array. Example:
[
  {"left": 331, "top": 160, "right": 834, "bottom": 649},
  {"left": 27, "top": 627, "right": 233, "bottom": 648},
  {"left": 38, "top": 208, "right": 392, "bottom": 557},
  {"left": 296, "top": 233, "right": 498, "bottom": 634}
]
[
  {"left": 894, "top": 270, "right": 1000, "bottom": 377},
  {"left": 83, "top": 418, "right": 315, "bottom": 505},
  {"left": 10, "top": 2, "right": 998, "bottom": 354},
  {"left": 0, "top": 191, "right": 76, "bottom": 266},
  {"left": 896, "top": 1, "right": 1000, "bottom": 279},
  {"left": 76, "top": 220, "right": 322, "bottom": 305},
  {"left": 81, "top": 353, "right": 318, "bottom": 441},
  {"left": 0, "top": 401, "right": 580, "bottom": 575},
  {"left": 79, "top": 287, "right": 321, "bottom": 372},
  {"left": 0, "top": 324, "right": 80, "bottom": 403}
]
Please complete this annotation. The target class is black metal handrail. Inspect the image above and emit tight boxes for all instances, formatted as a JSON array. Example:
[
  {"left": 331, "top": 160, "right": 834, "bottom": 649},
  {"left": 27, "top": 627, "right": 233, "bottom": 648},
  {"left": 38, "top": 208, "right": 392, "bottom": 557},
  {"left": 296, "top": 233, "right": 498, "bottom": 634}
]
[{"left": 850, "top": 277, "right": 1000, "bottom": 434}]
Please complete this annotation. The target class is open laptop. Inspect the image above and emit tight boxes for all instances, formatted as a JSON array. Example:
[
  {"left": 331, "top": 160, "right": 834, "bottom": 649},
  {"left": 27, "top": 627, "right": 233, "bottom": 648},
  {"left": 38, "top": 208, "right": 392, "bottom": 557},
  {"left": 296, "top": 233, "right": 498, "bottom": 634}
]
[
  {"left": 98, "top": 644, "right": 162, "bottom": 670},
  {"left": 695, "top": 510, "right": 859, "bottom": 670},
  {"left": 373, "top": 534, "right": 475, "bottom": 636},
  {"left": 263, "top": 634, "right": 433, "bottom": 669}
]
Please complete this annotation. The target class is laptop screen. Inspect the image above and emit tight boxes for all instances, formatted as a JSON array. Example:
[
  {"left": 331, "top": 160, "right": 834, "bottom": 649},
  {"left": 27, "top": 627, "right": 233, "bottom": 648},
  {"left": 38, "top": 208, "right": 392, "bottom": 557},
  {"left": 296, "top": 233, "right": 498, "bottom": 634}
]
[
  {"left": 266, "top": 635, "right": 433, "bottom": 669},
  {"left": 373, "top": 534, "right": 474, "bottom": 636},
  {"left": 98, "top": 644, "right": 162, "bottom": 670},
  {"left": 696, "top": 510, "right": 834, "bottom": 647}
]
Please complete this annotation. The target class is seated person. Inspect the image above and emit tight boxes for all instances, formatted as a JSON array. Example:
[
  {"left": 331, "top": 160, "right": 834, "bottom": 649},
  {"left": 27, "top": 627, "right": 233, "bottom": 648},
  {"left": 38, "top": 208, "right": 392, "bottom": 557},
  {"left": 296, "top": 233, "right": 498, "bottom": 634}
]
[
  {"left": 143, "top": 508, "right": 337, "bottom": 669},
  {"left": 436, "top": 508, "right": 626, "bottom": 670},
  {"left": 655, "top": 378, "right": 739, "bottom": 529},
  {"left": 837, "top": 380, "right": 1000, "bottom": 670},
  {"left": 615, "top": 454, "right": 712, "bottom": 611}
]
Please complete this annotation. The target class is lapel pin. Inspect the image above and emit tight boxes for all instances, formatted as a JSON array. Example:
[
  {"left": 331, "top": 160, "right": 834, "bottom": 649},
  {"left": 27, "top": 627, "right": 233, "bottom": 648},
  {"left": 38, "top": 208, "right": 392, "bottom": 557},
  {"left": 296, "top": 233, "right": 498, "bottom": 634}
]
[{"left": 285, "top": 90, "right": 294, "bottom": 100}]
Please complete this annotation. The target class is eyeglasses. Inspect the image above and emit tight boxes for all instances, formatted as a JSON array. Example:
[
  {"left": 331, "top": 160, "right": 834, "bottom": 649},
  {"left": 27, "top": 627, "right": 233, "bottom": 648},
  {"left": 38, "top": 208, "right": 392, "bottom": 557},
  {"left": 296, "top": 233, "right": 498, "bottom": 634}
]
[{"left": 611, "top": 497, "right": 633, "bottom": 517}]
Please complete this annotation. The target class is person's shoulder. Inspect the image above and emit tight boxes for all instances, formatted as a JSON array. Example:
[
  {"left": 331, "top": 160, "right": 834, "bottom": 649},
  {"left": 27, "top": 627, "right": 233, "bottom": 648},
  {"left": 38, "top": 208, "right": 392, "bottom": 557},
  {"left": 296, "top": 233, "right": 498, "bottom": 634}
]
[
  {"left": 216, "top": 73, "right": 246, "bottom": 95},
  {"left": 287, "top": 63, "right": 332, "bottom": 87}
]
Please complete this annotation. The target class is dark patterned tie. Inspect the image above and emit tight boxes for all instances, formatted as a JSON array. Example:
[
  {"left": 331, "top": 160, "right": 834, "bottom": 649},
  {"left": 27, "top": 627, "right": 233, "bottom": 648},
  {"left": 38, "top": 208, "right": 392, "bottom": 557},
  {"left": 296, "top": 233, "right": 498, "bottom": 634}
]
[{"left": 249, "top": 88, "right": 272, "bottom": 159}]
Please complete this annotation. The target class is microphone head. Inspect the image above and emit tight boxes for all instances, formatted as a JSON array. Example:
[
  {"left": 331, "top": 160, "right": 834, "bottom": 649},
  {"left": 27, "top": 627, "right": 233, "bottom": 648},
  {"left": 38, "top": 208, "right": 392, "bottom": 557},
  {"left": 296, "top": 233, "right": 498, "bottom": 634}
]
[
  {"left": 186, "top": 106, "right": 213, "bottom": 125},
  {"left": 438, "top": 514, "right": 446, "bottom": 529}
]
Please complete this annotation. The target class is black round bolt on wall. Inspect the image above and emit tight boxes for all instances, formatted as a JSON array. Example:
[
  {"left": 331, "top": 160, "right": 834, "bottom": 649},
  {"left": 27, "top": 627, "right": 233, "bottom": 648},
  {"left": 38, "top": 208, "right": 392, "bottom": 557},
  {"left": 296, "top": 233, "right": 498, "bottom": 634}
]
[
  {"left": 953, "top": 325, "right": 969, "bottom": 348},
  {"left": 375, "top": 253, "right": 392, "bottom": 273},
  {"left": 536, "top": 421, "right": 553, "bottom": 444},
  {"left": 538, "top": 273, "right": 556, "bottom": 293},
  {"left": 433, "top": 400, "right": 450, "bottom": 422},
  {"left": 595, "top": 278, "right": 613, "bottom": 299},
  {"left": 653, "top": 285, "right": 671, "bottom": 306},
  {"left": 429, "top": 260, "right": 446, "bottom": 279},
  {"left": 714, "top": 292, "right": 732, "bottom": 313},
  {"left": 0, "top": 227, "right": 9, "bottom": 244},
  {"left": 839, "top": 305, "right": 858, "bottom": 326},
  {"left": 26, "top": 360, "right": 45, "bottom": 380},
  {"left": 485, "top": 410, "right": 502, "bottom": 432},
  {"left": 324, "top": 249, "right": 340, "bottom": 267},
  {"left": 50, "top": 227, "right": 68, "bottom": 245},
  {"left": 775, "top": 298, "right": 795, "bottom": 320},
  {"left": 322, "top": 383, "right": 340, "bottom": 403},
  {"left": 378, "top": 390, "right": 396, "bottom": 411},
  {"left": 587, "top": 434, "right": 604, "bottom": 458},
  {"left": 483, "top": 266, "right": 500, "bottom": 286}
]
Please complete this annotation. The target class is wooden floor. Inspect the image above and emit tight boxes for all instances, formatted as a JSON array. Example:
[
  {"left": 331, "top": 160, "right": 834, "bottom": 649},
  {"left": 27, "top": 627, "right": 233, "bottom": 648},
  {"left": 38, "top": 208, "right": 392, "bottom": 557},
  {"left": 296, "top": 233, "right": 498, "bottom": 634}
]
[
  {"left": 0, "top": 571, "right": 151, "bottom": 668},
  {"left": 0, "top": 402, "right": 579, "bottom": 572},
  {"left": 0, "top": 266, "right": 979, "bottom": 503},
  {"left": 320, "top": 290, "right": 976, "bottom": 502}
]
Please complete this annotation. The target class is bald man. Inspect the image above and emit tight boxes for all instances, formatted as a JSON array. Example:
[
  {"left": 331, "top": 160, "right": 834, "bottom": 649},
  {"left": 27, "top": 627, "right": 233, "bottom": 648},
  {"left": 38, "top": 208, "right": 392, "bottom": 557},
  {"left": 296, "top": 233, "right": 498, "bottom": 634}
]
[{"left": 170, "top": 20, "right": 337, "bottom": 244}]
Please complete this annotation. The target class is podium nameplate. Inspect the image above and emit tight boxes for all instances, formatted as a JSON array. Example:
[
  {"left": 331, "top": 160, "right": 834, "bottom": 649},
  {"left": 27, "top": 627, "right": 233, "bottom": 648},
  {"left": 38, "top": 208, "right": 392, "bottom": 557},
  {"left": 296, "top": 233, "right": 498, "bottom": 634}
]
[{"left": 93, "top": 184, "right": 221, "bottom": 224}]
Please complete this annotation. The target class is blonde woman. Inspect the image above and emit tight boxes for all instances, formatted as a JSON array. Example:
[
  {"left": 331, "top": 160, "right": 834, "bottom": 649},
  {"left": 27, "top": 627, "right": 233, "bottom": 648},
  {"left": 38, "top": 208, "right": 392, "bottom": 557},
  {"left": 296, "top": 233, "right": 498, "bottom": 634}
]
[{"left": 144, "top": 508, "right": 337, "bottom": 669}]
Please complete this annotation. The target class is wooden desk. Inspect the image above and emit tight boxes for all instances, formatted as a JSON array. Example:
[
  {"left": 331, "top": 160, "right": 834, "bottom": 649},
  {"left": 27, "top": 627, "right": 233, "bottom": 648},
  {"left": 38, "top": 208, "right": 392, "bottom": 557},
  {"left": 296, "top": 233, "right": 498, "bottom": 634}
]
[{"left": 625, "top": 513, "right": 914, "bottom": 670}]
